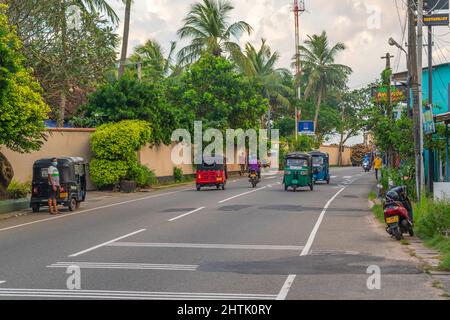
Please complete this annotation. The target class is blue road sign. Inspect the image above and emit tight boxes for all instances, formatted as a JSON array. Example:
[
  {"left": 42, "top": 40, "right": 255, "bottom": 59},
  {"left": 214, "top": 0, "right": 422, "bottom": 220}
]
[{"left": 298, "top": 121, "right": 315, "bottom": 135}]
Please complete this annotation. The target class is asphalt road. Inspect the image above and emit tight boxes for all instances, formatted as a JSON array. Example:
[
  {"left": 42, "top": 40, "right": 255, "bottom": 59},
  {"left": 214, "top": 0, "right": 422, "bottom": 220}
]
[{"left": 0, "top": 167, "right": 443, "bottom": 300}]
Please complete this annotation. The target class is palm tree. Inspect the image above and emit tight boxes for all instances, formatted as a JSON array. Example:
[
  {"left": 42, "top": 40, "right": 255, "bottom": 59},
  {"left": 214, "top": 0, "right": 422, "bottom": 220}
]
[
  {"left": 131, "top": 39, "right": 177, "bottom": 79},
  {"left": 118, "top": 0, "right": 132, "bottom": 78},
  {"left": 177, "top": 0, "right": 252, "bottom": 66},
  {"left": 299, "top": 31, "right": 352, "bottom": 130},
  {"left": 238, "top": 39, "right": 293, "bottom": 128},
  {"left": 76, "top": 0, "right": 119, "bottom": 23}
]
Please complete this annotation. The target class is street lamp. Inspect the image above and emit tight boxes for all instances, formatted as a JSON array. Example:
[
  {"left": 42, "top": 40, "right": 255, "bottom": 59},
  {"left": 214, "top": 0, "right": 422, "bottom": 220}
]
[{"left": 388, "top": 37, "right": 408, "bottom": 55}]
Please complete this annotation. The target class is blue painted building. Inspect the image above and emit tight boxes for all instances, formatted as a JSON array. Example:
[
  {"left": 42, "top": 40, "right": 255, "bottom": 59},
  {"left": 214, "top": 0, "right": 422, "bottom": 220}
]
[{"left": 394, "top": 63, "right": 450, "bottom": 184}]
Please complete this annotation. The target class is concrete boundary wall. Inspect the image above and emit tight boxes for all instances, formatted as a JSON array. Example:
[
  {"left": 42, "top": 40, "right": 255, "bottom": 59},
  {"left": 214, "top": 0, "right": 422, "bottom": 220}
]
[{"left": 2, "top": 130, "right": 353, "bottom": 189}]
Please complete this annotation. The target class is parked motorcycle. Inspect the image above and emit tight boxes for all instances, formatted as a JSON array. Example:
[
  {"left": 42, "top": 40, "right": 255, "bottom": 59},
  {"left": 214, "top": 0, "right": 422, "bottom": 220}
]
[
  {"left": 383, "top": 186, "right": 414, "bottom": 241},
  {"left": 249, "top": 170, "right": 260, "bottom": 188}
]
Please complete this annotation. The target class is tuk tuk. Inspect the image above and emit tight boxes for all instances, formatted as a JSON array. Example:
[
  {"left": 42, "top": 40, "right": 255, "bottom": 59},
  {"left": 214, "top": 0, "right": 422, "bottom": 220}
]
[
  {"left": 30, "top": 157, "right": 88, "bottom": 212},
  {"left": 283, "top": 153, "right": 314, "bottom": 192},
  {"left": 196, "top": 157, "right": 227, "bottom": 191},
  {"left": 309, "top": 151, "right": 330, "bottom": 184}
]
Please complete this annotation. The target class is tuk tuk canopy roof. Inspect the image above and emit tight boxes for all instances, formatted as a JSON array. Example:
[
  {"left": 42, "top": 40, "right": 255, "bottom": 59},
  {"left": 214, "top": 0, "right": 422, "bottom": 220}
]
[
  {"left": 285, "top": 152, "right": 312, "bottom": 160},
  {"left": 308, "top": 151, "right": 329, "bottom": 158}
]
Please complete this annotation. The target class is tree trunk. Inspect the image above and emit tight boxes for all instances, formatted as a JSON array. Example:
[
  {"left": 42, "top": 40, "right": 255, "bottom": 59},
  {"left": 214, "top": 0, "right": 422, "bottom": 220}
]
[
  {"left": 338, "top": 135, "right": 344, "bottom": 167},
  {"left": 0, "top": 152, "right": 14, "bottom": 198},
  {"left": 58, "top": 91, "right": 66, "bottom": 128},
  {"left": 118, "top": 0, "right": 132, "bottom": 78},
  {"left": 313, "top": 83, "right": 323, "bottom": 132}
]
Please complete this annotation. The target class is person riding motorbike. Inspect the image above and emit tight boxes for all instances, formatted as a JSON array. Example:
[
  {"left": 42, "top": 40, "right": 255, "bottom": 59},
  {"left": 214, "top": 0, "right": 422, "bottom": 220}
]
[{"left": 248, "top": 155, "right": 261, "bottom": 179}]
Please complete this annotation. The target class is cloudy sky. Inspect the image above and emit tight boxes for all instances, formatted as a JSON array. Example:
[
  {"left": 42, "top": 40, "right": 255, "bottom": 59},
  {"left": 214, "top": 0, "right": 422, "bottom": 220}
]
[{"left": 106, "top": 0, "right": 450, "bottom": 88}]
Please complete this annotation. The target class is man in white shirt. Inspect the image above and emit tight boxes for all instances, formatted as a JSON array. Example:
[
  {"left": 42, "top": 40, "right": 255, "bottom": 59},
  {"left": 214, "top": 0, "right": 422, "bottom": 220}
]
[{"left": 47, "top": 157, "right": 61, "bottom": 214}]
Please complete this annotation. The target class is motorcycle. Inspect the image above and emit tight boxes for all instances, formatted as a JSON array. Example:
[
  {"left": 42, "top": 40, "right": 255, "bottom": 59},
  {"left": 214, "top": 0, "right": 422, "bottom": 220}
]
[
  {"left": 383, "top": 186, "right": 414, "bottom": 241},
  {"left": 362, "top": 160, "right": 371, "bottom": 172},
  {"left": 249, "top": 169, "right": 260, "bottom": 188}
]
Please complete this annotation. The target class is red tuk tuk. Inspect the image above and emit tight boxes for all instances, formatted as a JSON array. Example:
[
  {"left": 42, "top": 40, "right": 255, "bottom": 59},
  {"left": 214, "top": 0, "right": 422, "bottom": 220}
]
[{"left": 196, "top": 157, "right": 227, "bottom": 191}]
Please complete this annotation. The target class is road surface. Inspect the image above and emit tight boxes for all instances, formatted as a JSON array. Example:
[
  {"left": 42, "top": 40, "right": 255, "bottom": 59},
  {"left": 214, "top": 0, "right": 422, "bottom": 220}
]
[{"left": 0, "top": 167, "right": 443, "bottom": 299}]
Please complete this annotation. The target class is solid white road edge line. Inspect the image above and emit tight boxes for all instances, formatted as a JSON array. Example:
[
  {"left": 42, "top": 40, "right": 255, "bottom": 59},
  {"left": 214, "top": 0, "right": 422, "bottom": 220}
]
[
  {"left": 275, "top": 186, "right": 347, "bottom": 300},
  {"left": 68, "top": 229, "right": 146, "bottom": 258},
  {"left": 168, "top": 207, "right": 205, "bottom": 222},
  {"left": 0, "top": 281, "right": 5, "bottom": 285},
  {"left": 0, "top": 190, "right": 182, "bottom": 233},
  {"left": 218, "top": 186, "right": 267, "bottom": 204}
]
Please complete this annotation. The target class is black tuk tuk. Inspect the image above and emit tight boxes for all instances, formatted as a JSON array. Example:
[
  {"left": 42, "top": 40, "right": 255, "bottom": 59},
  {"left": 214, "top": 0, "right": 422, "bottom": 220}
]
[{"left": 30, "top": 157, "right": 88, "bottom": 212}]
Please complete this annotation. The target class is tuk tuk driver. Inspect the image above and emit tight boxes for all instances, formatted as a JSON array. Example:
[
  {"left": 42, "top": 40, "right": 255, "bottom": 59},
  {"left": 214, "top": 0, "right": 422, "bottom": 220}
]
[
  {"left": 248, "top": 154, "right": 261, "bottom": 179},
  {"left": 48, "top": 157, "right": 61, "bottom": 215}
]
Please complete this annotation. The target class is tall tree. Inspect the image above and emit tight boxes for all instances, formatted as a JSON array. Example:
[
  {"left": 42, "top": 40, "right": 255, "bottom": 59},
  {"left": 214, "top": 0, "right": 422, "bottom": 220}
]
[
  {"left": 237, "top": 39, "right": 293, "bottom": 128},
  {"left": 335, "top": 88, "right": 370, "bottom": 166},
  {"left": 5, "top": 0, "right": 118, "bottom": 126},
  {"left": 130, "top": 39, "right": 177, "bottom": 80},
  {"left": 118, "top": 0, "right": 132, "bottom": 78},
  {"left": 177, "top": 0, "right": 252, "bottom": 66},
  {"left": 0, "top": 4, "right": 49, "bottom": 196},
  {"left": 299, "top": 31, "right": 352, "bottom": 130}
]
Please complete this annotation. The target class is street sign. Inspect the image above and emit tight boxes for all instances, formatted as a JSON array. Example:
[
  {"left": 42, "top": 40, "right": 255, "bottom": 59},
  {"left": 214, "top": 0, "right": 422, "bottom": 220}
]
[
  {"left": 424, "top": 0, "right": 449, "bottom": 11},
  {"left": 423, "top": 105, "right": 436, "bottom": 134},
  {"left": 424, "top": 13, "right": 449, "bottom": 26},
  {"left": 298, "top": 121, "right": 315, "bottom": 135}
]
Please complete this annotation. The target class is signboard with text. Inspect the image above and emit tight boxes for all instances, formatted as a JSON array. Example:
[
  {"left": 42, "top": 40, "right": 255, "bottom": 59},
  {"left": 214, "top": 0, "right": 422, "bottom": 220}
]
[
  {"left": 298, "top": 121, "right": 315, "bottom": 135},
  {"left": 424, "top": 13, "right": 449, "bottom": 26},
  {"left": 372, "top": 86, "right": 408, "bottom": 104}
]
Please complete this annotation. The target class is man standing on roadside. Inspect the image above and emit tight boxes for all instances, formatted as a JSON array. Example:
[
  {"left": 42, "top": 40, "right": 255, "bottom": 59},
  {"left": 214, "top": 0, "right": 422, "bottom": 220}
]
[
  {"left": 48, "top": 157, "right": 61, "bottom": 215},
  {"left": 239, "top": 151, "right": 246, "bottom": 176},
  {"left": 373, "top": 154, "right": 383, "bottom": 181}
]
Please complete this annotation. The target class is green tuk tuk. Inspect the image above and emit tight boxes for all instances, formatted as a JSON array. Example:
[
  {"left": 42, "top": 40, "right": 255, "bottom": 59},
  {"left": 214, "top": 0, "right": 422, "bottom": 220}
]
[{"left": 283, "top": 153, "right": 314, "bottom": 192}]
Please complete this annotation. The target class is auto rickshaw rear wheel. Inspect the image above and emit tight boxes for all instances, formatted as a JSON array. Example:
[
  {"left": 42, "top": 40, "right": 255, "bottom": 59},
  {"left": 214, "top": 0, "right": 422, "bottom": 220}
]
[
  {"left": 284, "top": 184, "right": 288, "bottom": 191},
  {"left": 196, "top": 185, "right": 201, "bottom": 191},
  {"left": 68, "top": 197, "right": 78, "bottom": 211},
  {"left": 309, "top": 183, "right": 314, "bottom": 191},
  {"left": 222, "top": 184, "right": 225, "bottom": 190},
  {"left": 32, "top": 204, "right": 40, "bottom": 213}
]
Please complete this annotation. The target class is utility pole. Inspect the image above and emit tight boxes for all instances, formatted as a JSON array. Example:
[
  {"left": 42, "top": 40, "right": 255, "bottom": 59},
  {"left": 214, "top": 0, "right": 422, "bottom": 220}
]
[
  {"left": 428, "top": 24, "right": 434, "bottom": 193},
  {"left": 382, "top": 53, "right": 395, "bottom": 167},
  {"left": 418, "top": 0, "right": 425, "bottom": 190},
  {"left": 293, "top": 0, "right": 305, "bottom": 141},
  {"left": 409, "top": 0, "right": 423, "bottom": 200}
]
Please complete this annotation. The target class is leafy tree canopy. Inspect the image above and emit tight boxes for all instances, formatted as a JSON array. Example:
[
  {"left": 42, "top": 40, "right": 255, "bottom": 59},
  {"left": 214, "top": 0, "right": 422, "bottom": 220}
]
[{"left": 0, "top": 4, "right": 49, "bottom": 153}]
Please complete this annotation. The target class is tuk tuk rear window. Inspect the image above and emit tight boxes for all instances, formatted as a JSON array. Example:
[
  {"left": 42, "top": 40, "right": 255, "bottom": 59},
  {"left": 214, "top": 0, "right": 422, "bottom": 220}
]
[
  {"left": 286, "top": 159, "right": 307, "bottom": 168},
  {"left": 313, "top": 157, "right": 324, "bottom": 165}
]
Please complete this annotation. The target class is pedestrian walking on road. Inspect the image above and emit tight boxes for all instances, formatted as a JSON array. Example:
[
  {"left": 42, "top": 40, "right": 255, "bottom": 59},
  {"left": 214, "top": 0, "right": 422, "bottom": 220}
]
[
  {"left": 48, "top": 157, "right": 61, "bottom": 215},
  {"left": 373, "top": 155, "right": 383, "bottom": 181},
  {"left": 239, "top": 151, "right": 246, "bottom": 176}
]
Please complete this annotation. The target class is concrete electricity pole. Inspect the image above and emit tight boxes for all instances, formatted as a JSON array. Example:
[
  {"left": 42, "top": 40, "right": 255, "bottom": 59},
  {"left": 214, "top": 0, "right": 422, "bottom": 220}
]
[
  {"left": 417, "top": 0, "right": 425, "bottom": 190},
  {"left": 409, "top": 0, "right": 423, "bottom": 200},
  {"left": 293, "top": 0, "right": 305, "bottom": 141}
]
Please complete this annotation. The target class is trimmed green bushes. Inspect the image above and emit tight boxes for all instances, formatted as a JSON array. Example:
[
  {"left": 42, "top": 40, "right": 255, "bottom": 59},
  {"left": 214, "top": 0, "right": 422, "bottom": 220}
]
[{"left": 90, "top": 120, "right": 156, "bottom": 189}]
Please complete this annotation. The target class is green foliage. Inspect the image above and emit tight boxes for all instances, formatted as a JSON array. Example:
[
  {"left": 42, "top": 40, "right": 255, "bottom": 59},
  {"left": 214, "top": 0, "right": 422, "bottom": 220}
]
[
  {"left": 75, "top": 75, "right": 182, "bottom": 144},
  {"left": 371, "top": 204, "right": 385, "bottom": 224},
  {"left": 0, "top": 4, "right": 49, "bottom": 153},
  {"left": 90, "top": 120, "right": 152, "bottom": 187},
  {"left": 168, "top": 54, "right": 268, "bottom": 132},
  {"left": 415, "top": 198, "right": 450, "bottom": 239},
  {"left": 89, "top": 159, "right": 129, "bottom": 188},
  {"left": 174, "top": 167, "right": 184, "bottom": 183},
  {"left": 6, "top": 180, "right": 31, "bottom": 199},
  {"left": 288, "top": 134, "right": 320, "bottom": 152},
  {"left": 274, "top": 117, "right": 295, "bottom": 138},
  {"left": 76, "top": 76, "right": 180, "bottom": 145},
  {"left": 128, "top": 164, "right": 157, "bottom": 188},
  {"left": 91, "top": 120, "right": 151, "bottom": 161},
  {"left": 6, "top": 2, "right": 119, "bottom": 122}
]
